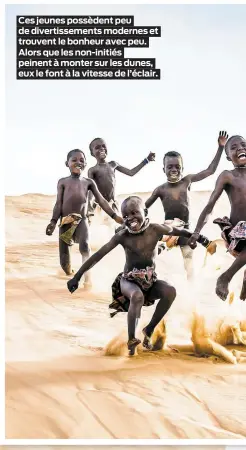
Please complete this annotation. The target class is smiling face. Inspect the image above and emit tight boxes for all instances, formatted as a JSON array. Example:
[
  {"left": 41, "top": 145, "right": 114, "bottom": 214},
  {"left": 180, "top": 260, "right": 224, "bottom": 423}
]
[
  {"left": 90, "top": 138, "right": 107, "bottom": 162},
  {"left": 164, "top": 155, "right": 183, "bottom": 182},
  {"left": 66, "top": 151, "right": 86, "bottom": 176},
  {"left": 226, "top": 136, "right": 246, "bottom": 167},
  {"left": 121, "top": 197, "right": 145, "bottom": 232}
]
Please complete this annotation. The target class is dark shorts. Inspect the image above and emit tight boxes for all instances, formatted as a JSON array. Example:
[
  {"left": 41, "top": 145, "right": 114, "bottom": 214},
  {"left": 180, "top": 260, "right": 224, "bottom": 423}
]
[{"left": 109, "top": 268, "right": 158, "bottom": 317}]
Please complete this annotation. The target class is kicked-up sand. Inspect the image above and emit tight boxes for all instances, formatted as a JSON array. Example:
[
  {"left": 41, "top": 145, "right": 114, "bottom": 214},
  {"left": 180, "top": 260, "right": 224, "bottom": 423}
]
[{"left": 5, "top": 191, "right": 246, "bottom": 439}]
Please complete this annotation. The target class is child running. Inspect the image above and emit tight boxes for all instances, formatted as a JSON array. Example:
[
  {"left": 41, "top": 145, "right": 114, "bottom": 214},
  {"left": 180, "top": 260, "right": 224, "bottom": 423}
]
[
  {"left": 189, "top": 135, "right": 246, "bottom": 301},
  {"left": 145, "top": 131, "right": 228, "bottom": 280},
  {"left": 46, "top": 149, "right": 123, "bottom": 286},
  {"left": 67, "top": 196, "right": 214, "bottom": 355},
  {"left": 87, "top": 137, "right": 155, "bottom": 225}
]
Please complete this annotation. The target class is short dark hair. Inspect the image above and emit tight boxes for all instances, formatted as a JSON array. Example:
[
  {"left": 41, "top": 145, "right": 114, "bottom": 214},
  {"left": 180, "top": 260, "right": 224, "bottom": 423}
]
[
  {"left": 225, "top": 135, "right": 244, "bottom": 155},
  {"left": 89, "top": 138, "right": 103, "bottom": 155},
  {"left": 66, "top": 149, "right": 86, "bottom": 161},
  {"left": 121, "top": 195, "right": 143, "bottom": 209},
  {"left": 163, "top": 151, "right": 183, "bottom": 166}
]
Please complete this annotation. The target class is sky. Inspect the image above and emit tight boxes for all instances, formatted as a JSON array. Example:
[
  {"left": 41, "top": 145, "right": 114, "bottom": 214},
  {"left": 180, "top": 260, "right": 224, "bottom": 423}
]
[{"left": 5, "top": 3, "right": 246, "bottom": 196}]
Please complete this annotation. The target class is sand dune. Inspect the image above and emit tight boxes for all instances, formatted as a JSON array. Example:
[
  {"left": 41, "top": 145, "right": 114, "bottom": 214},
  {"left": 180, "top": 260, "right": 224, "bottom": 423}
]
[{"left": 5, "top": 191, "right": 246, "bottom": 439}]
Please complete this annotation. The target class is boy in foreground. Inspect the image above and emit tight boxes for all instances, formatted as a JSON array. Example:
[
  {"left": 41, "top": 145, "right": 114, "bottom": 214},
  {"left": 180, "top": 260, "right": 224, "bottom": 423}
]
[
  {"left": 189, "top": 135, "right": 246, "bottom": 301},
  {"left": 67, "top": 196, "right": 214, "bottom": 355}
]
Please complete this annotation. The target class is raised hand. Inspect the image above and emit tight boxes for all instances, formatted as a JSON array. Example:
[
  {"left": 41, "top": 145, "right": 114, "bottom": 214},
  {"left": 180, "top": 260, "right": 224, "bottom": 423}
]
[
  {"left": 147, "top": 152, "right": 155, "bottom": 162},
  {"left": 67, "top": 277, "right": 79, "bottom": 293},
  {"left": 46, "top": 221, "right": 56, "bottom": 236},
  {"left": 218, "top": 131, "right": 228, "bottom": 147}
]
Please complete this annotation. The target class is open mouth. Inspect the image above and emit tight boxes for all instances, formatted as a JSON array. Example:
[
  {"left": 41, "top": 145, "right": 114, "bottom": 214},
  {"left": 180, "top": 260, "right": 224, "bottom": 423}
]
[
  {"left": 238, "top": 152, "right": 246, "bottom": 160},
  {"left": 74, "top": 165, "right": 83, "bottom": 169},
  {"left": 128, "top": 220, "right": 139, "bottom": 230}
]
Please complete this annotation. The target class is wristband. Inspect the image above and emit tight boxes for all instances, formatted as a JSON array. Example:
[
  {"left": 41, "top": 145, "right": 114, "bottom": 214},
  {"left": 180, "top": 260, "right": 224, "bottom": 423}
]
[
  {"left": 197, "top": 234, "right": 210, "bottom": 248},
  {"left": 144, "top": 158, "right": 149, "bottom": 165}
]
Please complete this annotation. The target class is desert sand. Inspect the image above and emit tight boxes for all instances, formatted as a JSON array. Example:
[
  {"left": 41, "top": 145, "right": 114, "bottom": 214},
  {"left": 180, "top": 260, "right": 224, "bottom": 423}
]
[{"left": 5, "top": 190, "right": 246, "bottom": 439}]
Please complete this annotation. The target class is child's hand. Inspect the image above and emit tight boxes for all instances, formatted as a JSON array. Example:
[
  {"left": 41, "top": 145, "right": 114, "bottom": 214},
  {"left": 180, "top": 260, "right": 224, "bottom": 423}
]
[
  {"left": 147, "top": 152, "right": 155, "bottom": 162},
  {"left": 67, "top": 277, "right": 79, "bottom": 293},
  {"left": 114, "top": 214, "right": 124, "bottom": 225},
  {"left": 46, "top": 221, "right": 56, "bottom": 235},
  {"left": 218, "top": 131, "right": 228, "bottom": 147},
  {"left": 188, "top": 233, "right": 199, "bottom": 249}
]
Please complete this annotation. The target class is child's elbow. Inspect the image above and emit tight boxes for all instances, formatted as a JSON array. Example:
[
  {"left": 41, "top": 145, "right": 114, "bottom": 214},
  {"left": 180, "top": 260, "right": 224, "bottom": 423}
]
[{"left": 206, "top": 166, "right": 216, "bottom": 176}]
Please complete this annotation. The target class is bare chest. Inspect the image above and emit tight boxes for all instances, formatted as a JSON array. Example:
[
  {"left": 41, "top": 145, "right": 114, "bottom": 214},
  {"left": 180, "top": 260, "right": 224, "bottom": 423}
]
[
  {"left": 63, "top": 178, "right": 88, "bottom": 202},
  {"left": 94, "top": 164, "right": 115, "bottom": 182},
  {"left": 160, "top": 183, "right": 189, "bottom": 205}
]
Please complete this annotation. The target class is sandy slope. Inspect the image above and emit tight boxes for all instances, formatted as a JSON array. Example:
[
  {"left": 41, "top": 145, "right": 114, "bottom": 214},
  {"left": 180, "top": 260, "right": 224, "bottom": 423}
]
[{"left": 5, "top": 191, "right": 246, "bottom": 439}]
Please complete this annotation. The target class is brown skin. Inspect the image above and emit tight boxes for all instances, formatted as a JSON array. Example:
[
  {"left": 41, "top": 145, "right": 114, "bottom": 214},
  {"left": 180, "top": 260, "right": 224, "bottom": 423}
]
[
  {"left": 87, "top": 138, "right": 155, "bottom": 217},
  {"left": 145, "top": 131, "right": 228, "bottom": 237},
  {"left": 145, "top": 132, "right": 228, "bottom": 280},
  {"left": 241, "top": 270, "right": 246, "bottom": 300},
  {"left": 67, "top": 198, "right": 210, "bottom": 352},
  {"left": 46, "top": 151, "right": 123, "bottom": 275},
  {"left": 189, "top": 136, "right": 246, "bottom": 301}
]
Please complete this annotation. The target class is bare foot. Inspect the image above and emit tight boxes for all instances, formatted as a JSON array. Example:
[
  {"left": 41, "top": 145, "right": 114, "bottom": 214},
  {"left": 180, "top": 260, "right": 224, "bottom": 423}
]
[
  {"left": 128, "top": 338, "right": 141, "bottom": 356},
  {"left": 64, "top": 266, "right": 74, "bottom": 276},
  {"left": 67, "top": 270, "right": 74, "bottom": 276},
  {"left": 240, "top": 271, "right": 246, "bottom": 301},
  {"left": 142, "top": 327, "right": 153, "bottom": 350},
  {"left": 216, "top": 274, "right": 230, "bottom": 301}
]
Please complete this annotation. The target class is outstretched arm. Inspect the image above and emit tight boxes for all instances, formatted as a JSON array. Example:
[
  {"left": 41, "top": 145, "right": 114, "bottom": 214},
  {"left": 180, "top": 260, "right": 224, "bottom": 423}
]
[
  {"left": 188, "top": 171, "right": 229, "bottom": 247},
  {"left": 115, "top": 152, "right": 155, "bottom": 177},
  {"left": 145, "top": 187, "right": 160, "bottom": 209},
  {"left": 67, "top": 234, "right": 121, "bottom": 292},
  {"left": 188, "top": 131, "right": 228, "bottom": 183},
  {"left": 46, "top": 179, "right": 64, "bottom": 235},
  {"left": 89, "top": 179, "right": 123, "bottom": 224},
  {"left": 154, "top": 224, "right": 212, "bottom": 249}
]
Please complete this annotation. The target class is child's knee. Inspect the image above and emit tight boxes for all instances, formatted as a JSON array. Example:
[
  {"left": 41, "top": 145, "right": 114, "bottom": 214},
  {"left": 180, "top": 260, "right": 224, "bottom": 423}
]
[
  {"left": 167, "top": 285, "right": 176, "bottom": 303},
  {"left": 130, "top": 291, "right": 144, "bottom": 306}
]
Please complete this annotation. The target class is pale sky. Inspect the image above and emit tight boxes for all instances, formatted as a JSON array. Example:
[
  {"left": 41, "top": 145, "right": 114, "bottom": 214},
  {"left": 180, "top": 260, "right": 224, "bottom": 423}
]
[{"left": 5, "top": 4, "right": 246, "bottom": 196}]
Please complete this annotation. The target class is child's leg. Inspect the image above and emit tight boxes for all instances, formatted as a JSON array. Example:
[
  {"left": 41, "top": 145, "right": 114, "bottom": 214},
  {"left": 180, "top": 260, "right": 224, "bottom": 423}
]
[
  {"left": 143, "top": 280, "right": 176, "bottom": 347},
  {"left": 180, "top": 245, "right": 194, "bottom": 280},
  {"left": 77, "top": 218, "right": 91, "bottom": 286},
  {"left": 240, "top": 269, "right": 246, "bottom": 300},
  {"left": 216, "top": 248, "right": 246, "bottom": 301},
  {"left": 59, "top": 235, "right": 72, "bottom": 275},
  {"left": 120, "top": 279, "right": 144, "bottom": 353}
]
